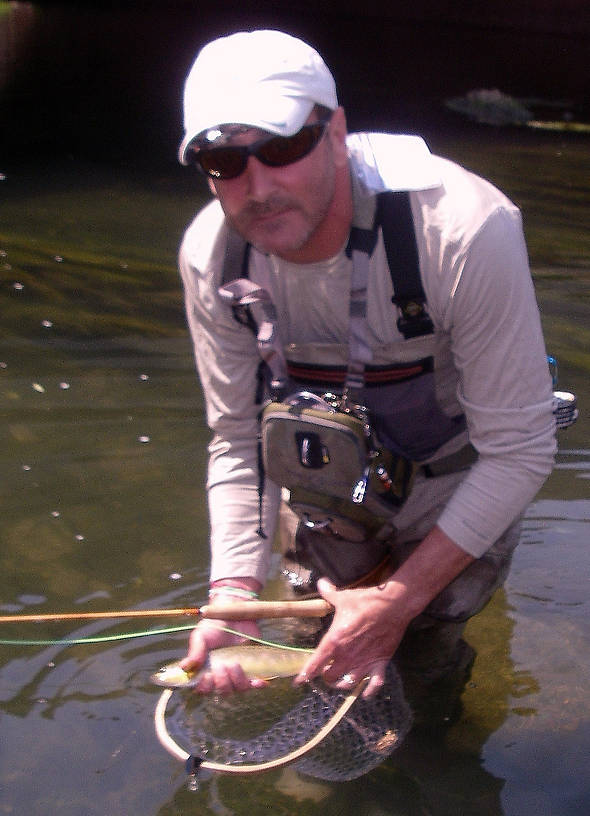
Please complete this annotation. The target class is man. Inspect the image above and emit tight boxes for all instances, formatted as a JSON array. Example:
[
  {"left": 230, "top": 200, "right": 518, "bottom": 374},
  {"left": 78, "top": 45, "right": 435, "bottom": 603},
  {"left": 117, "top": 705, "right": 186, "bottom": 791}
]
[{"left": 176, "top": 30, "right": 556, "bottom": 697}]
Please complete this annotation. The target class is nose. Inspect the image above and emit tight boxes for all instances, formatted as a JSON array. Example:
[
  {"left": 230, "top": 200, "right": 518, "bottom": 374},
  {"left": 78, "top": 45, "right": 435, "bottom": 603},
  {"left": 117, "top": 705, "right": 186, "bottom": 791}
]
[{"left": 243, "top": 155, "right": 277, "bottom": 202}]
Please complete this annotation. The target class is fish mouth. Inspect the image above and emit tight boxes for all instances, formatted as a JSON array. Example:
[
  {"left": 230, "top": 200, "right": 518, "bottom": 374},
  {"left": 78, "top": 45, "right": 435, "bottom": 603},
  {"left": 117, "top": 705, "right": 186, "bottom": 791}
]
[
  {"left": 150, "top": 664, "right": 194, "bottom": 688},
  {"left": 150, "top": 669, "right": 170, "bottom": 687}
]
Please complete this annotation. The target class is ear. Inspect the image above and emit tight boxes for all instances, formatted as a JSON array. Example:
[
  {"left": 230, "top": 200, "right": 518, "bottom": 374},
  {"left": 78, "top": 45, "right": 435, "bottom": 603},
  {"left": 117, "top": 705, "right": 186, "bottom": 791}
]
[{"left": 328, "top": 107, "right": 349, "bottom": 168}]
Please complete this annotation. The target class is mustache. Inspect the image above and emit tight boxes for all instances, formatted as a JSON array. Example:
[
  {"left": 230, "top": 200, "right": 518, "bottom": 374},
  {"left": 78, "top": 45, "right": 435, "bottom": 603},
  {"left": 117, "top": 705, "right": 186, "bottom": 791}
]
[{"left": 241, "top": 195, "right": 296, "bottom": 219}]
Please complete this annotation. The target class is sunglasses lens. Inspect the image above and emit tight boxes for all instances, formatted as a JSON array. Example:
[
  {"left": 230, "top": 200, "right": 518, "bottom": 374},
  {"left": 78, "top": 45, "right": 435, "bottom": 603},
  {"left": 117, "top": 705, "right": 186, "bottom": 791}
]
[
  {"left": 258, "top": 124, "right": 323, "bottom": 167},
  {"left": 191, "top": 121, "right": 328, "bottom": 180},
  {"left": 197, "top": 147, "right": 247, "bottom": 180}
]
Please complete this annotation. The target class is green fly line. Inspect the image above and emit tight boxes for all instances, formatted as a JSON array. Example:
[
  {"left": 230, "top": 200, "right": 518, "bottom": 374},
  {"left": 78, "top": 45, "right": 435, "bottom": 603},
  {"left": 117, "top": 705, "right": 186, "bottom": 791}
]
[{"left": 0, "top": 624, "right": 313, "bottom": 650}]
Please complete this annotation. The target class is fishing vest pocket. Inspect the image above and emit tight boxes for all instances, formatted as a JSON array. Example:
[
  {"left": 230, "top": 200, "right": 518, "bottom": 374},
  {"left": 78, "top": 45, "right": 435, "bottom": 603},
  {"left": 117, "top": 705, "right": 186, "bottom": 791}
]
[{"left": 261, "top": 392, "right": 417, "bottom": 535}]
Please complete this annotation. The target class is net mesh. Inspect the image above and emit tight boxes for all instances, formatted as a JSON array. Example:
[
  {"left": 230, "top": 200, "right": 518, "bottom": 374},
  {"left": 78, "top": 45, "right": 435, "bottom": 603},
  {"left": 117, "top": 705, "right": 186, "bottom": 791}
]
[{"left": 165, "top": 661, "right": 412, "bottom": 781}]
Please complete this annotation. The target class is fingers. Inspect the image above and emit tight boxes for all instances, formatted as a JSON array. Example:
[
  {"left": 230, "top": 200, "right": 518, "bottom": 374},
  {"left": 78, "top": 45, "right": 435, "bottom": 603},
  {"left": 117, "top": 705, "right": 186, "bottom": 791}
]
[
  {"left": 182, "top": 618, "right": 261, "bottom": 666},
  {"left": 193, "top": 660, "right": 265, "bottom": 695},
  {"left": 297, "top": 660, "right": 387, "bottom": 698},
  {"left": 179, "top": 626, "right": 209, "bottom": 672},
  {"left": 293, "top": 637, "right": 333, "bottom": 685},
  {"left": 292, "top": 583, "right": 343, "bottom": 683},
  {"left": 293, "top": 599, "right": 391, "bottom": 698},
  {"left": 180, "top": 619, "right": 228, "bottom": 670},
  {"left": 295, "top": 662, "right": 387, "bottom": 698},
  {"left": 316, "top": 577, "right": 337, "bottom": 599},
  {"left": 340, "top": 661, "right": 386, "bottom": 697},
  {"left": 362, "top": 671, "right": 385, "bottom": 698},
  {"left": 180, "top": 618, "right": 265, "bottom": 695}
]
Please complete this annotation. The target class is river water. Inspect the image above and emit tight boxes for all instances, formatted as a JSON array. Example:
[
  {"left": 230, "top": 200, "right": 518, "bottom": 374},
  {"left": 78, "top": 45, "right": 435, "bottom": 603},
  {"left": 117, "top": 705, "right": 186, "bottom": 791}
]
[{"left": 1, "top": 4, "right": 589, "bottom": 815}]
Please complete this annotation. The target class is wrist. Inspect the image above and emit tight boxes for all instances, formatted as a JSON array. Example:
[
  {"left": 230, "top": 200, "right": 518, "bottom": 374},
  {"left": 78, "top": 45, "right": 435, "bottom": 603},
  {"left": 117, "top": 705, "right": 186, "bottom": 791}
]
[
  {"left": 208, "top": 586, "right": 259, "bottom": 602},
  {"left": 379, "top": 579, "right": 423, "bottom": 626},
  {"left": 208, "top": 578, "right": 261, "bottom": 604},
  {"left": 365, "top": 577, "right": 416, "bottom": 624}
]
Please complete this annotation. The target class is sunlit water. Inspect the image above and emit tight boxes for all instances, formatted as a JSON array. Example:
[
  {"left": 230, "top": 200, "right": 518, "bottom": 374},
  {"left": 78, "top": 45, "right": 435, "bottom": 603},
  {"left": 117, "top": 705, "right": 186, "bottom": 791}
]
[{"left": 1, "top": 4, "right": 589, "bottom": 815}]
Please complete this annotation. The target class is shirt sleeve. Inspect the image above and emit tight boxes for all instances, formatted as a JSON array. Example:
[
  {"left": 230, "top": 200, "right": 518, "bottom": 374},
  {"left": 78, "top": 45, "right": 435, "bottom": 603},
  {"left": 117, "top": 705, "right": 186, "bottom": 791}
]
[
  {"left": 178, "top": 208, "right": 279, "bottom": 586},
  {"left": 436, "top": 206, "right": 556, "bottom": 556}
]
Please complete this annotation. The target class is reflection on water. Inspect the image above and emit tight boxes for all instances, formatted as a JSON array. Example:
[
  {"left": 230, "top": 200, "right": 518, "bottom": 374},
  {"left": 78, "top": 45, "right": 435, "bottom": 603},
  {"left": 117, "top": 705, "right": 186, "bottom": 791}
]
[
  {"left": 0, "top": 337, "right": 210, "bottom": 613},
  {"left": 484, "top": 490, "right": 590, "bottom": 814},
  {"left": 1, "top": 3, "right": 589, "bottom": 815}
]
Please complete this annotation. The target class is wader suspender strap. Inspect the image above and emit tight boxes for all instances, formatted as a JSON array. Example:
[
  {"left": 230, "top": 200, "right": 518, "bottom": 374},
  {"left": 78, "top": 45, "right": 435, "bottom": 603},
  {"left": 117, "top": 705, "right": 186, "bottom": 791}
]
[
  {"left": 344, "top": 223, "right": 376, "bottom": 392},
  {"left": 343, "top": 191, "right": 433, "bottom": 394},
  {"left": 376, "top": 192, "right": 434, "bottom": 339}
]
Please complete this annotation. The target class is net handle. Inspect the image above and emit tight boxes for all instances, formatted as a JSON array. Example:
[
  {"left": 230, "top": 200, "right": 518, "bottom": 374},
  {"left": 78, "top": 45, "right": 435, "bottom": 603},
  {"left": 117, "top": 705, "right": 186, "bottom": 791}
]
[{"left": 154, "top": 678, "right": 369, "bottom": 775}]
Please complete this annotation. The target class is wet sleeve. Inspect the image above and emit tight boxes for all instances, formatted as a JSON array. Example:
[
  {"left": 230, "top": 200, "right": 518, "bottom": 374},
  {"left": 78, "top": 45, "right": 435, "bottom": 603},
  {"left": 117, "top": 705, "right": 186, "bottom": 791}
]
[{"left": 436, "top": 207, "right": 556, "bottom": 557}]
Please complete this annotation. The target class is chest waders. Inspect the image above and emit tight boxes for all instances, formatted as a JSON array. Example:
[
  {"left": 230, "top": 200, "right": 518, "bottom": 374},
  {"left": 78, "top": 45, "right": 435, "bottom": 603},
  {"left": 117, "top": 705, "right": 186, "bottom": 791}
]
[{"left": 219, "top": 191, "right": 477, "bottom": 588}]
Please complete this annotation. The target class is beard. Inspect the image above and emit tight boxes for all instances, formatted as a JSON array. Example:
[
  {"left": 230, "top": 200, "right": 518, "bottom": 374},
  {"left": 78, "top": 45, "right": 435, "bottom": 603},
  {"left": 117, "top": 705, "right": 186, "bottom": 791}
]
[{"left": 226, "top": 179, "right": 336, "bottom": 259}]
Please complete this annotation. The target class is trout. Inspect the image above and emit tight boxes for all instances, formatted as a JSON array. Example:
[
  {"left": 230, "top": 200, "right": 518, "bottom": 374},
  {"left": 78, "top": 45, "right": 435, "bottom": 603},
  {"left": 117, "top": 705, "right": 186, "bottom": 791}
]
[{"left": 151, "top": 643, "right": 313, "bottom": 689}]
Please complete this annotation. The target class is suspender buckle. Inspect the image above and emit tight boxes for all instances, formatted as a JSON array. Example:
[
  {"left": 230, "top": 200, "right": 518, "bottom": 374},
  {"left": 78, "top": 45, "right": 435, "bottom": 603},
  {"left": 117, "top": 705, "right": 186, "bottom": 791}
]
[{"left": 393, "top": 298, "right": 434, "bottom": 339}]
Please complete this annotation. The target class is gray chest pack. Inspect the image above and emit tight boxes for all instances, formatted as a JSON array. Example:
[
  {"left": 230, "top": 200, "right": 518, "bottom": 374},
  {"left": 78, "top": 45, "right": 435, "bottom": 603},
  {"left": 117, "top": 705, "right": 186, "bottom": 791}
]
[{"left": 219, "top": 191, "right": 475, "bottom": 587}]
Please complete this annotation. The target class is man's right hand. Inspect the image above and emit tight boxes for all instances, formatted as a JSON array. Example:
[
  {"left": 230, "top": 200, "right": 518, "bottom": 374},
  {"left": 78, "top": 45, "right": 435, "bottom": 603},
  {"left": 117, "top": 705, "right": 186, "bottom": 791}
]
[
  {"left": 180, "top": 617, "right": 263, "bottom": 693},
  {"left": 180, "top": 578, "right": 264, "bottom": 694}
]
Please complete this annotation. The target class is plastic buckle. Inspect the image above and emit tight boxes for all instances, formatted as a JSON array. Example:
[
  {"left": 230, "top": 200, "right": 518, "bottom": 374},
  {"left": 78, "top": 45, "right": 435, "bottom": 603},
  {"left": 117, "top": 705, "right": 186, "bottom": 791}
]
[{"left": 394, "top": 300, "right": 434, "bottom": 339}]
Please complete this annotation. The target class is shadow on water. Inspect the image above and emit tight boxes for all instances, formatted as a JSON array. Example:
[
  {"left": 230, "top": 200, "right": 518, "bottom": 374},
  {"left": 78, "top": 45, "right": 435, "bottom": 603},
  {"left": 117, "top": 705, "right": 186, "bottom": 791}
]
[{"left": 1, "top": 3, "right": 589, "bottom": 815}]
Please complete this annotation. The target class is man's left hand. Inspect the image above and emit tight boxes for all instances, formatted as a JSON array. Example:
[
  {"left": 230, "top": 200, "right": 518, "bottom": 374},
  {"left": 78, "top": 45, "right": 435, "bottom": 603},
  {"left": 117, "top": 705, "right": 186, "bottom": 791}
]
[
  {"left": 294, "top": 576, "right": 412, "bottom": 697},
  {"left": 294, "top": 526, "right": 475, "bottom": 697}
]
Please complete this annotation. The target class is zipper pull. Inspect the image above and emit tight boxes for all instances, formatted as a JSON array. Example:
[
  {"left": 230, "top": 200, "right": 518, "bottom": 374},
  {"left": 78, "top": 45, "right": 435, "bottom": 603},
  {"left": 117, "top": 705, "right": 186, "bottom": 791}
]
[{"left": 352, "top": 465, "right": 370, "bottom": 504}]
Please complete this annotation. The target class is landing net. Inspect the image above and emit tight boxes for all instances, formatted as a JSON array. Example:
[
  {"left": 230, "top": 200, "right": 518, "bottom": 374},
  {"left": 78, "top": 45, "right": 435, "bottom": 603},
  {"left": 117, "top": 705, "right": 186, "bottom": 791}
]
[{"left": 155, "top": 661, "right": 412, "bottom": 781}]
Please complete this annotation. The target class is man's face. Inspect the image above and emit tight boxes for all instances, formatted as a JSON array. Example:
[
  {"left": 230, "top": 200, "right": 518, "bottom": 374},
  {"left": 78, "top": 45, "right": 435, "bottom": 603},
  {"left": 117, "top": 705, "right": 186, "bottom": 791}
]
[{"left": 207, "top": 108, "right": 351, "bottom": 263}]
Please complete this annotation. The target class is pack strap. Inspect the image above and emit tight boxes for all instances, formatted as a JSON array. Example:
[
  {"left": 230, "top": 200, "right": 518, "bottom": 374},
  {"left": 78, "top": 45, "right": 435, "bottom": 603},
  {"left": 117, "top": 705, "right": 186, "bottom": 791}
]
[{"left": 218, "top": 278, "right": 288, "bottom": 395}]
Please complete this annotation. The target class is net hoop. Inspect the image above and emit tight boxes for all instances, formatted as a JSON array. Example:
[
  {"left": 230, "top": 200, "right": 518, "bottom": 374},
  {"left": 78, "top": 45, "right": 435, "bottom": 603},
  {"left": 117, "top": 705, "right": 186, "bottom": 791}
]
[{"left": 154, "top": 678, "right": 369, "bottom": 775}]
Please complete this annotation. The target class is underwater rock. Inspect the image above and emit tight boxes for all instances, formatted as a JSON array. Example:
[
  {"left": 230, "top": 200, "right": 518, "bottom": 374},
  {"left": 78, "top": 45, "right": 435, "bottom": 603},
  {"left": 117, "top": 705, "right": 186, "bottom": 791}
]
[{"left": 445, "top": 89, "right": 533, "bottom": 126}]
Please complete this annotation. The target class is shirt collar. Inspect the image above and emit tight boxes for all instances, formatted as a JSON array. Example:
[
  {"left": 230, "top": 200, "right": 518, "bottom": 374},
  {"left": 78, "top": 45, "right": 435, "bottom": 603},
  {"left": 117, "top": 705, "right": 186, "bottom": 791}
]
[{"left": 347, "top": 132, "right": 442, "bottom": 195}]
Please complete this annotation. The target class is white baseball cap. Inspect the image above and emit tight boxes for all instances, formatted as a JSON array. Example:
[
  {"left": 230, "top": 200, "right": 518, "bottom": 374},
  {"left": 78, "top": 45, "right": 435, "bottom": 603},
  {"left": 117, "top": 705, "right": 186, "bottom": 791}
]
[{"left": 178, "top": 30, "right": 338, "bottom": 165}]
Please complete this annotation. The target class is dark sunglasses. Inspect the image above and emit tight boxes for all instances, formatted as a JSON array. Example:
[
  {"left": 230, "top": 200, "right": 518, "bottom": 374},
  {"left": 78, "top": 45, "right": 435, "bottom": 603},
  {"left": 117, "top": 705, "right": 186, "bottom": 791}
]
[{"left": 187, "top": 120, "right": 331, "bottom": 181}]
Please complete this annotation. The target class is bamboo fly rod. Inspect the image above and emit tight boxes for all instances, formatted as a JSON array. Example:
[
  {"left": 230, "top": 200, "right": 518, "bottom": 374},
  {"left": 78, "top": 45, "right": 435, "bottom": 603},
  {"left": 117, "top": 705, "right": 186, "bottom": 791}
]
[{"left": 0, "top": 598, "right": 332, "bottom": 624}]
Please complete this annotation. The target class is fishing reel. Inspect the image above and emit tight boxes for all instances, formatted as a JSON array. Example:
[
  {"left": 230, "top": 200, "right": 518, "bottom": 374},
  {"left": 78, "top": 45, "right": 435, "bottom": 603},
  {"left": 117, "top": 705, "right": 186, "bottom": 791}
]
[{"left": 548, "top": 356, "right": 579, "bottom": 430}]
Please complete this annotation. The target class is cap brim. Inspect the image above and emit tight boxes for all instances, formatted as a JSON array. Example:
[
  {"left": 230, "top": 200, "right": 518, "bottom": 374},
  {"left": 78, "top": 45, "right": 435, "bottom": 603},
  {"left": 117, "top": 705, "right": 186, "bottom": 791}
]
[{"left": 178, "top": 94, "right": 316, "bottom": 165}]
